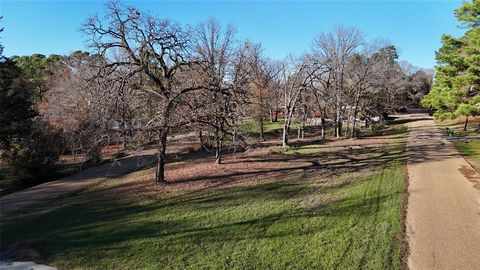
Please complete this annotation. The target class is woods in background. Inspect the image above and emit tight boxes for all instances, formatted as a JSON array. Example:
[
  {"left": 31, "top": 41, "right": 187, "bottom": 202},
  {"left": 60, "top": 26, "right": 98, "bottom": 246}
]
[{"left": 0, "top": 1, "right": 433, "bottom": 185}]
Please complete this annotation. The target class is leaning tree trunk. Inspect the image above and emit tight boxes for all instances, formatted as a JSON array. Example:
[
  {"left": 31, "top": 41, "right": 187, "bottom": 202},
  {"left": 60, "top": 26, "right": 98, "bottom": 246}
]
[
  {"left": 155, "top": 127, "right": 169, "bottom": 183},
  {"left": 464, "top": 115, "right": 469, "bottom": 131},
  {"left": 215, "top": 126, "right": 223, "bottom": 165},
  {"left": 233, "top": 127, "right": 238, "bottom": 152}
]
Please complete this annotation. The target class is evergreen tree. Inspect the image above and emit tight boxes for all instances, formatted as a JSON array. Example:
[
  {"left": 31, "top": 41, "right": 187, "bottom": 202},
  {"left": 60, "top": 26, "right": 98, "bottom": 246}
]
[{"left": 422, "top": 0, "right": 480, "bottom": 129}]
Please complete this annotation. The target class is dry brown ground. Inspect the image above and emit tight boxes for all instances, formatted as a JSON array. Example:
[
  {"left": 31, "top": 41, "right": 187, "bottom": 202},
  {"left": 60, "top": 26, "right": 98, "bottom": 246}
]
[{"left": 97, "top": 134, "right": 400, "bottom": 201}]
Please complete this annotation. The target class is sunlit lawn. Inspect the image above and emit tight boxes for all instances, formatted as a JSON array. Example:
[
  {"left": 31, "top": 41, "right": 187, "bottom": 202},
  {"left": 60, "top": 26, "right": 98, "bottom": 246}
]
[
  {"left": 1, "top": 135, "right": 406, "bottom": 269},
  {"left": 435, "top": 117, "right": 480, "bottom": 170}
]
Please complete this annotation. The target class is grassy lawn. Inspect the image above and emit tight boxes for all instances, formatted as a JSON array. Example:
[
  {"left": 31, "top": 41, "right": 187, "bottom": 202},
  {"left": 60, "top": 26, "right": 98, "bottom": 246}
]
[
  {"left": 242, "top": 119, "right": 286, "bottom": 133},
  {"left": 451, "top": 141, "right": 480, "bottom": 160},
  {"left": 451, "top": 141, "right": 480, "bottom": 171},
  {"left": 0, "top": 165, "right": 16, "bottom": 195},
  {"left": 435, "top": 117, "right": 480, "bottom": 138},
  {"left": 434, "top": 117, "right": 480, "bottom": 170},
  {"left": 1, "top": 133, "right": 407, "bottom": 269}
]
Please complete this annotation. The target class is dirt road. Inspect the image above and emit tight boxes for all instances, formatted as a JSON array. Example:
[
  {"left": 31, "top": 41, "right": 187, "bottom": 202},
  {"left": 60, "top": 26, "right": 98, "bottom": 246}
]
[{"left": 406, "top": 114, "right": 480, "bottom": 269}]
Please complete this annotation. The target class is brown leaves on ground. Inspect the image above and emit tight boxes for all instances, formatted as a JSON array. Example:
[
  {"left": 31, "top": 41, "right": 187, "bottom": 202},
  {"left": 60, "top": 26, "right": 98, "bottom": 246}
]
[{"left": 98, "top": 135, "right": 393, "bottom": 201}]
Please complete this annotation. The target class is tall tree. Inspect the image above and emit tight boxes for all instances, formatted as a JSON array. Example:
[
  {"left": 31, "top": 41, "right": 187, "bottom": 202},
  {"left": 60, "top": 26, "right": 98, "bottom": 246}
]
[
  {"left": 83, "top": 1, "right": 204, "bottom": 182},
  {"left": 422, "top": 0, "right": 480, "bottom": 130},
  {"left": 280, "top": 57, "right": 316, "bottom": 146},
  {"left": 245, "top": 42, "right": 279, "bottom": 141},
  {"left": 11, "top": 54, "right": 61, "bottom": 106},
  {"left": 0, "top": 59, "right": 37, "bottom": 147},
  {"left": 192, "top": 18, "right": 243, "bottom": 164},
  {"left": 313, "top": 26, "right": 364, "bottom": 138},
  {"left": 42, "top": 51, "right": 114, "bottom": 163}
]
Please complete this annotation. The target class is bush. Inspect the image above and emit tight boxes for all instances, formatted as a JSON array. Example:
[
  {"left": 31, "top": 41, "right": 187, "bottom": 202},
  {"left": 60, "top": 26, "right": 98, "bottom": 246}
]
[{"left": 2, "top": 120, "right": 64, "bottom": 186}]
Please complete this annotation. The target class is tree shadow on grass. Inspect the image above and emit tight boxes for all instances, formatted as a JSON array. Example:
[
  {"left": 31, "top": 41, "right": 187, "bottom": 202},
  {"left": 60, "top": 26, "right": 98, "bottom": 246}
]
[{"left": 1, "top": 170, "right": 403, "bottom": 268}]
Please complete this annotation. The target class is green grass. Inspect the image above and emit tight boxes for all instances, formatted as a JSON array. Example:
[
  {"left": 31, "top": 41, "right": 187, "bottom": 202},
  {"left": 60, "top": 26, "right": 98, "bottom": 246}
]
[
  {"left": 0, "top": 162, "right": 86, "bottom": 196},
  {"left": 452, "top": 141, "right": 480, "bottom": 160},
  {"left": 1, "top": 139, "right": 406, "bottom": 269},
  {"left": 242, "top": 119, "right": 286, "bottom": 133},
  {"left": 0, "top": 164, "right": 16, "bottom": 195},
  {"left": 435, "top": 118, "right": 480, "bottom": 170},
  {"left": 435, "top": 118, "right": 480, "bottom": 138}
]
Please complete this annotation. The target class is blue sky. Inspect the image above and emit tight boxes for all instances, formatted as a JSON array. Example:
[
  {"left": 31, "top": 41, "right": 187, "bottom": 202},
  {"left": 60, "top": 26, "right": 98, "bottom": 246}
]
[{"left": 0, "top": 0, "right": 465, "bottom": 69}]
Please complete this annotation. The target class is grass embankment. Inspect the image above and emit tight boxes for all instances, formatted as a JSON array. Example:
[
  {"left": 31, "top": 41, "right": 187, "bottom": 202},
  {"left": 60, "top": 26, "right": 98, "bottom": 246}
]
[
  {"left": 435, "top": 116, "right": 480, "bottom": 138},
  {"left": 435, "top": 117, "right": 480, "bottom": 169},
  {"left": 1, "top": 130, "right": 407, "bottom": 269},
  {"left": 0, "top": 165, "right": 16, "bottom": 195},
  {"left": 451, "top": 141, "right": 480, "bottom": 171},
  {"left": 0, "top": 162, "right": 86, "bottom": 196}
]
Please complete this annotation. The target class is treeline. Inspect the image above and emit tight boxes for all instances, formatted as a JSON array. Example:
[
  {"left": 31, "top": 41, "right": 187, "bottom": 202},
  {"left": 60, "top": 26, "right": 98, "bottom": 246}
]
[
  {"left": 0, "top": 2, "right": 432, "bottom": 184},
  {"left": 422, "top": 0, "right": 479, "bottom": 130}
]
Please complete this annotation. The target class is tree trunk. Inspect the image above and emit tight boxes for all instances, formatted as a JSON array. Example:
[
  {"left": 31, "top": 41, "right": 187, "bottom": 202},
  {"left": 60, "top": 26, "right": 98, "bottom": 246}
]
[
  {"left": 233, "top": 128, "right": 238, "bottom": 152},
  {"left": 335, "top": 95, "right": 341, "bottom": 138},
  {"left": 351, "top": 102, "right": 359, "bottom": 138},
  {"left": 282, "top": 122, "right": 290, "bottom": 146},
  {"left": 259, "top": 117, "right": 265, "bottom": 141},
  {"left": 269, "top": 108, "right": 274, "bottom": 122},
  {"left": 215, "top": 126, "right": 222, "bottom": 164},
  {"left": 351, "top": 107, "right": 358, "bottom": 138},
  {"left": 155, "top": 128, "right": 168, "bottom": 183},
  {"left": 198, "top": 130, "right": 204, "bottom": 147},
  {"left": 274, "top": 110, "right": 278, "bottom": 122},
  {"left": 336, "top": 120, "right": 342, "bottom": 138},
  {"left": 464, "top": 115, "right": 469, "bottom": 131},
  {"left": 345, "top": 108, "right": 351, "bottom": 138},
  {"left": 320, "top": 117, "right": 325, "bottom": 140},
  {"left": 215, "top": 139, "right": 222, "bottom": 164}
]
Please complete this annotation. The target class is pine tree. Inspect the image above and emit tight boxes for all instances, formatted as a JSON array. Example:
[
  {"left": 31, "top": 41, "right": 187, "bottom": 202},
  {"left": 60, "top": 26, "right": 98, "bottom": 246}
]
[{"left": 422, "top": 0, "right": 480, "bottom": 130}]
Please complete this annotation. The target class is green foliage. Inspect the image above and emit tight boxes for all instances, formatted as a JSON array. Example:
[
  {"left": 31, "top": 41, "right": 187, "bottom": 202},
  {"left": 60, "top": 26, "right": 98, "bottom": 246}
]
[
  {"left": 2, "top": 120, "right": 65, "bottom": 186},
  {"left": 455, "top": 0, "right": 480, "bottom": 29},
  {"left": 0, "top": 58, "right": 37, "bottom": 146},
  {"left": 376, "top": 45, "right": 399, "bottom": 63},
  {"left": 422, "top": 1, "right": 480, "bottom": 121},
  {"left": 453, "top": 141, "right": 480, "bottom": 160},
  {"left": 0, "top": 55, "right": 66, "bottom": 186},
  {"left": 11, "top": 54, "right": 62, "bottom": 106}
]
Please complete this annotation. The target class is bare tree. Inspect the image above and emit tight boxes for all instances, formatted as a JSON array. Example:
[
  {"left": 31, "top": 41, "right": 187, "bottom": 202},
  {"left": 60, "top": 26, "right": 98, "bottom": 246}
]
[
  {"left": 82, "top": 1, "right": 204, "bottom": 182},
  {"left": 43, "top": 52, "right": 115, "bottom": 163},
  {"left": 245, "top": 42, "right": 279, "bottom": 141},
  {"left": 313, "top": 26, "right": 364, "bottom": 138},
  {"left": 344, "top": 42, "right": 393, "bottom": 137},
  {"left": 280, "top": 57, "right": 317, "bottom": 146},
  {"left": 192, "top": 18, "right": 245, "bottom": 164}
]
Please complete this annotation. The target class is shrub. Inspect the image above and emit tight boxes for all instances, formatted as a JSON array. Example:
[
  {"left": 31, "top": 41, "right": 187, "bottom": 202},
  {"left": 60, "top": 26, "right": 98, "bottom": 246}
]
[{"left": 2, "top": 120, "right": 64, "bottom": 186}]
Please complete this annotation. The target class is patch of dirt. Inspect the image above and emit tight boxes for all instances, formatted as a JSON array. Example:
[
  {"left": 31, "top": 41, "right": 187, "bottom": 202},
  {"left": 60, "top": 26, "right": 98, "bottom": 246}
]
[
  {"left": 98, "top": 154, "right": 313, "bottom": 200},
  {"left": 97, "top": 135, "right": 393, "bottom": 202},
  {"left": 458, "top": 165, "right": 480, "bottom": 191}
]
